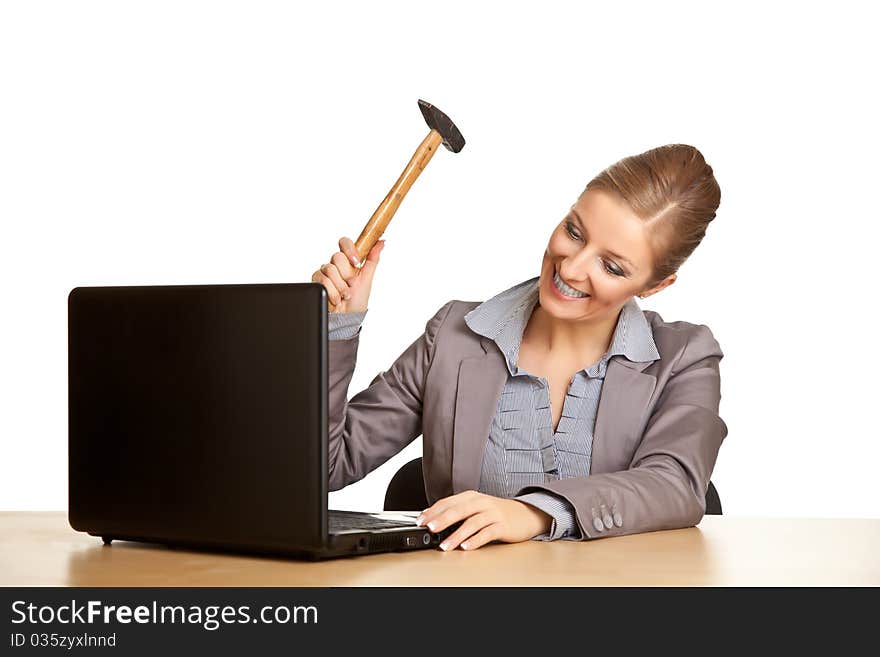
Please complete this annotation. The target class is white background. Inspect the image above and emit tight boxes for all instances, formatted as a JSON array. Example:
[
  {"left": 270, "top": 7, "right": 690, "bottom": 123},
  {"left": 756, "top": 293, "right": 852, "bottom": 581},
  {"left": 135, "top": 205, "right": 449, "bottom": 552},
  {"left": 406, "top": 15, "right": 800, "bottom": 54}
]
[{"left": 1, "top": 1, "right": 877, "bottom": 518}]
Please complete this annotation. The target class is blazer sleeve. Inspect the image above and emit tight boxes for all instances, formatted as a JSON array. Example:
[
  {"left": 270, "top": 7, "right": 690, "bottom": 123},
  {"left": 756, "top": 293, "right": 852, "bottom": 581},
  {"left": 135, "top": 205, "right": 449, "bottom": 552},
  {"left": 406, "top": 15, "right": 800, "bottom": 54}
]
[
  {"left": 516, "top": 324, "right": 728, "bottom": 540},
  {"left": 327, "top": 300, "right": 457, "bottom": 491}
]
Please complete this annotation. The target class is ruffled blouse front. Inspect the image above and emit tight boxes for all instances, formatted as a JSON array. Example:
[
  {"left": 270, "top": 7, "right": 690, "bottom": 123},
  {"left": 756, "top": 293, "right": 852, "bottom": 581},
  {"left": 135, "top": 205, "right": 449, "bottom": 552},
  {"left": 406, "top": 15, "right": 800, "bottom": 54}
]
[{"left": 481, "top": 369, "right": 597, "bottom": 499}]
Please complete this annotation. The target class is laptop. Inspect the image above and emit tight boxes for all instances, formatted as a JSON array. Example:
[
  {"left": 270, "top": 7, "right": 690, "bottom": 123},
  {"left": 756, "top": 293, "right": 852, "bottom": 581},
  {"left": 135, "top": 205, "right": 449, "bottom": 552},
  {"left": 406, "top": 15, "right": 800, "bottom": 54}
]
[{"left": 68, "top": 282, "right": 459, "bottom": 559}]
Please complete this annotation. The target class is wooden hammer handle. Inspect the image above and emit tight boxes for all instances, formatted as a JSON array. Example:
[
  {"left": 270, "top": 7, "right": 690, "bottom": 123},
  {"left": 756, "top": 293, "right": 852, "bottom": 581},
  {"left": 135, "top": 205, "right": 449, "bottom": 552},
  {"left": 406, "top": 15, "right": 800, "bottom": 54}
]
[{"left": 328, "top": 128, "right": 444, "bottom": 312}]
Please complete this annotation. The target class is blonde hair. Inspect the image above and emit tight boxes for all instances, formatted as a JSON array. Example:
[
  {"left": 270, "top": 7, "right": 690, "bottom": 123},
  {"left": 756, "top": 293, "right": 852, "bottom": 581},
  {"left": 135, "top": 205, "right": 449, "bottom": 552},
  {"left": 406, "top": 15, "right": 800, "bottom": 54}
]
[{"left": 584, "top": 144, "right": 721, "bottom": 289}]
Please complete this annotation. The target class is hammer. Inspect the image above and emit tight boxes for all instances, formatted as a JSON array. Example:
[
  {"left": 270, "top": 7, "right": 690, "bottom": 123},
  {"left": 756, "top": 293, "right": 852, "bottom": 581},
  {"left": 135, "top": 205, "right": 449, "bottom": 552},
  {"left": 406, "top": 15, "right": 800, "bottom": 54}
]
[{"left": 328, "top": 99, "right": 465, "bottom": 312}]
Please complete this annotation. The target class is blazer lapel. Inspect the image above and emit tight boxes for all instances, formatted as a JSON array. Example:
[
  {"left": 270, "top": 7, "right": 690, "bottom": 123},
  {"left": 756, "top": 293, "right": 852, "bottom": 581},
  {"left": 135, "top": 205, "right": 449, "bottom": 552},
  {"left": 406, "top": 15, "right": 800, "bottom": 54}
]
[
  {"left": 449, "top": 336, "right": 658, "bottom": 489},
  {"left": 591, "top": 356, "right": 657, "bottom": 473},
  {"left": 451, "top": 335, "right": 508, "bottom": 493}
]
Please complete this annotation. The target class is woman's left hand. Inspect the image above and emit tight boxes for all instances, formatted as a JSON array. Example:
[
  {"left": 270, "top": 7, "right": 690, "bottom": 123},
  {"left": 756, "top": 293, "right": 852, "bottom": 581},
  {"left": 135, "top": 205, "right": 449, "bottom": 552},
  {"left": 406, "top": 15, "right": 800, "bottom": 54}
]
[{"left": 416, "top": 490, "right": 553, "bottom": 551}]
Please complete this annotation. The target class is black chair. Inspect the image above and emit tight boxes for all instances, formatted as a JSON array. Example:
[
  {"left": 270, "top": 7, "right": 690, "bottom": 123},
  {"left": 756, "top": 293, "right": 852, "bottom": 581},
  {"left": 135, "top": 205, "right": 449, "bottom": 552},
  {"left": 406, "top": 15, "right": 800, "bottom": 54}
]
[{"left": 384, "top": 457, "right": 722, "bottom": 515}]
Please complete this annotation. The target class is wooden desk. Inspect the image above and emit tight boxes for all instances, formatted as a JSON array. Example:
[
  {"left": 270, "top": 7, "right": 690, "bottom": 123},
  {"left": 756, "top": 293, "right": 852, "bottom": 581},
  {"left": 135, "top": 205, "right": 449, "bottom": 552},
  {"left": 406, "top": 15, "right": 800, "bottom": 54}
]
[{"left": 2, "top": 512, "right": 878, "bottom": 586}]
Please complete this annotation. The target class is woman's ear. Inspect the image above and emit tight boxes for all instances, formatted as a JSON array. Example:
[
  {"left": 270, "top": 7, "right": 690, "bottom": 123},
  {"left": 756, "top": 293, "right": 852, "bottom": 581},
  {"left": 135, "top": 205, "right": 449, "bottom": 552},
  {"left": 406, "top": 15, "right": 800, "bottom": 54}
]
[{"left": 638, "top": 273, "right": 676, "bottom": 299}]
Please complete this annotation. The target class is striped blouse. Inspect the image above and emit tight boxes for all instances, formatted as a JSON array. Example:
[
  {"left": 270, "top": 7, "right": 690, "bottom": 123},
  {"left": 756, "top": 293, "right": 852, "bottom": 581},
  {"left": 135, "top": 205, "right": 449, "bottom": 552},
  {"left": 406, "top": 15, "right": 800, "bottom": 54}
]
[{"left": 327, "top": 275, "right": 661, "bottom": 540}]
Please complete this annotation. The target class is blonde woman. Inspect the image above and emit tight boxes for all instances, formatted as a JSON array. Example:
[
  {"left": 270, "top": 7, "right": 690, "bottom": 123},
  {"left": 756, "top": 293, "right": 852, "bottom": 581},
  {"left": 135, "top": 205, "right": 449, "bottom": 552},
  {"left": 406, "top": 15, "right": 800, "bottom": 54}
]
[{"left": 311, "top": 143, "right": 726, "bottom": 551}]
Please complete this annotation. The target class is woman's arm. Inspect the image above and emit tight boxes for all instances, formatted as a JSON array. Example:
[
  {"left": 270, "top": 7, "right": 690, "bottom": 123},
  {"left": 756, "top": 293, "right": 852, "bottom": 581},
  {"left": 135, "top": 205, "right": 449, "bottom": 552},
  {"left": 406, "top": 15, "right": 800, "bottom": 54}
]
[
  {"left": 515, "top": 491, "right": 582, "bottom": 540},
  {"left": 327, "top": 300, "right": 457, "bottom": 491},
  {"left": 327, "top": 310, "right": 368, "bottom": 341},
  {"left": 419, "top": 324, "right": 727, "bottom": 548},
  {"left": 515, "top": 324, "right": 728, "bottom": 539}
]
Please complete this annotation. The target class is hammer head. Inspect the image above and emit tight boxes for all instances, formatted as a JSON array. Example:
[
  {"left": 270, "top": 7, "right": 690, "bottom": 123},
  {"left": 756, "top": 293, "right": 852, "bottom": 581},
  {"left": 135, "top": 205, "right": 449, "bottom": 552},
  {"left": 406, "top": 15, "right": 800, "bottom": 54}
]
[{"left": 418, "top": 99, "right": 466, "bottom": 153}]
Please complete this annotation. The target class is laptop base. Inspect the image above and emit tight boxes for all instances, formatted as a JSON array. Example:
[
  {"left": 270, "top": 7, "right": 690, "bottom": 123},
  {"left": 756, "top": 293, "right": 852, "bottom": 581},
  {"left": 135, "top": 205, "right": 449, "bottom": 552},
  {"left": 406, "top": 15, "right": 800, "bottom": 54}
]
[{"left": 89, "top": 527, "right": 455, "bottom": 561}]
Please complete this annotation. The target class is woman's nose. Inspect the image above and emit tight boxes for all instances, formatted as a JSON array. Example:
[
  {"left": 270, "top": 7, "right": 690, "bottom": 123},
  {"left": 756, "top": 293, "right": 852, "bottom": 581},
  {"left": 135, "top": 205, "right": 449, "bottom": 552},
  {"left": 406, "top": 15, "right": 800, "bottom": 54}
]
[{"left": 560, "top": 257, "right": 592, "bottom": 285}]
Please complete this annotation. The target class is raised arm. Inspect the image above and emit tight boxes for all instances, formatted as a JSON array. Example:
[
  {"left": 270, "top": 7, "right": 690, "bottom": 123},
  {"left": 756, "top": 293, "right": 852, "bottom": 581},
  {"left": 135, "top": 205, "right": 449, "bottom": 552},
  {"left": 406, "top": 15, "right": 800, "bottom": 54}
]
[{"left": 327, "top": 300, "right": 457, "bottom": 491}]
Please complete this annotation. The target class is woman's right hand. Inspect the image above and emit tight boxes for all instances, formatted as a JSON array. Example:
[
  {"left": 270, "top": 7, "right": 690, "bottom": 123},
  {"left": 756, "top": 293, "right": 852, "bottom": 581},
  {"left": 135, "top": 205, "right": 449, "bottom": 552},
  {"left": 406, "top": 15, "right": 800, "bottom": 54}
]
[{"left": 311, "top": 236, "right": 386, "bottom": 313}]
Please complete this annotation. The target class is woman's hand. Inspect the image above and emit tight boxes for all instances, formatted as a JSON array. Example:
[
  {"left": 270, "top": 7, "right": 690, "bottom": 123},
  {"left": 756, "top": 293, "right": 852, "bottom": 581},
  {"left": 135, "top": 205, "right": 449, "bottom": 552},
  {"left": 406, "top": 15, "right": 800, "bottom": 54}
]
[
  {"left": 310, "top": 236, "right": 385, "bottom": 313},
  {"left": 416, "top": 490, "right": 553, "bottom": 551}
]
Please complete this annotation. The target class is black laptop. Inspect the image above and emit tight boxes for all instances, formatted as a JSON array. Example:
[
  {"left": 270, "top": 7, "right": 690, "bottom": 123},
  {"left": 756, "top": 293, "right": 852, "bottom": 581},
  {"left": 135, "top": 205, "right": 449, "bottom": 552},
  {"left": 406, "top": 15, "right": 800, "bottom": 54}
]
[{"left": 67, "top": 282, "right": 456, "bottom": 559}]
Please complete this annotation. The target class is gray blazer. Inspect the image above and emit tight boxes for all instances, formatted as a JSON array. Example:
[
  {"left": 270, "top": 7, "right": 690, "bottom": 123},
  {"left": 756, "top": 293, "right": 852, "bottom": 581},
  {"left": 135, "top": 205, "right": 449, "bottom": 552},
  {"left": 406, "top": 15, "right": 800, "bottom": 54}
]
[{"left": 328, "top": 298, "right": 727, "bottom": 540}]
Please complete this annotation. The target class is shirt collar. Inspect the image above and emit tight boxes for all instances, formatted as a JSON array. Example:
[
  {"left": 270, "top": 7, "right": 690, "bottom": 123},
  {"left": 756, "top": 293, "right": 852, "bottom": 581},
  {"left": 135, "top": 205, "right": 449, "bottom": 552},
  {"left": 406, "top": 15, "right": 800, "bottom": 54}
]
[{"left": 463, "top": 275, "right": 660, "bottom": 379}]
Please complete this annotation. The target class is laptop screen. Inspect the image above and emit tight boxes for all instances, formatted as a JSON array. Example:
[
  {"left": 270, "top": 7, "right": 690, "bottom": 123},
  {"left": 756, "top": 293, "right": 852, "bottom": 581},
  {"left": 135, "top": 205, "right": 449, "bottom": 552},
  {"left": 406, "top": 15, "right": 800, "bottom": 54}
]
[{"left": 68, "top": 283, "right": 328, "bottom": 551}]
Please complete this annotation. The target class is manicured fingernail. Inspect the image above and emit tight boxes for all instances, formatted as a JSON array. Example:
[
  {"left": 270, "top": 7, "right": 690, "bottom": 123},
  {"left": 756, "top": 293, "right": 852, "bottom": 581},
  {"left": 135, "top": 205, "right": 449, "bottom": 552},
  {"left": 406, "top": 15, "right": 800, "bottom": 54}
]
[
  {"left": 350, "top": 255, "right": 361, "bottom": 266},
  {"left": 427, "top": 522, "right": 436, "bottom": 531},
  {"left": 461, "top": 542, "right": 470, "bottom": 550},
  {"left": 416, "top": 515, "right": 425, "bottom": 526},
  {"left": 439, "top": 542, "right": 449, "bottom": 551}
]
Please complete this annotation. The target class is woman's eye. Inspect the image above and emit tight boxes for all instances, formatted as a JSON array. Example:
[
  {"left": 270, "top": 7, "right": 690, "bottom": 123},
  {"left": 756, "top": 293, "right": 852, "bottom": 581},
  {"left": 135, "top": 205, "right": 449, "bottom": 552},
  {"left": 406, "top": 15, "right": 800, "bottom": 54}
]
[{"left": 565, "top": 221, "right": 625, "bottom": 276}]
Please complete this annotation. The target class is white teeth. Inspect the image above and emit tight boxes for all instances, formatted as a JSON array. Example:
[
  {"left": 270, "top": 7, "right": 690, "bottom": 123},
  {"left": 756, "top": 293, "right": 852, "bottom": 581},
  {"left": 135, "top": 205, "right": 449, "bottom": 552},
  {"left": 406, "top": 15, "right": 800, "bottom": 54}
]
[{"left": 553, "top": 272, "right": 589, "bottom": 298}]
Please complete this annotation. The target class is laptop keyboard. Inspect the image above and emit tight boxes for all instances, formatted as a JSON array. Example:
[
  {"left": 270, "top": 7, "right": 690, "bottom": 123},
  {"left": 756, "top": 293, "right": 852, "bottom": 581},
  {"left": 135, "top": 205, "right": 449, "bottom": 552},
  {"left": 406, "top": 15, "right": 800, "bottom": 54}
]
[{"left": 328, "top": 510, "right": 419, "bottom": 532}]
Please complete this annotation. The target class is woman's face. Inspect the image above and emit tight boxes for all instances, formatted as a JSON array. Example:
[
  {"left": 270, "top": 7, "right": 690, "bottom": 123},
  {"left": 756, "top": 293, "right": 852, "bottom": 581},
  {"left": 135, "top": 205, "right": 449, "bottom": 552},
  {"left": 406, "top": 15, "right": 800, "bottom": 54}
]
[{"left": 539, "top": 189, "right": 671, "bottom": 323}]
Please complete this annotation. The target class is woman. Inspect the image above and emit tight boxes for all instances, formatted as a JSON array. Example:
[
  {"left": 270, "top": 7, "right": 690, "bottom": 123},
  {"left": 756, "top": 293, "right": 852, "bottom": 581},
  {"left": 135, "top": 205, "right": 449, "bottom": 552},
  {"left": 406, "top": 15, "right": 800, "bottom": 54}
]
[{"left": 311, "top": 143, "right": 726, "bottom": 551}]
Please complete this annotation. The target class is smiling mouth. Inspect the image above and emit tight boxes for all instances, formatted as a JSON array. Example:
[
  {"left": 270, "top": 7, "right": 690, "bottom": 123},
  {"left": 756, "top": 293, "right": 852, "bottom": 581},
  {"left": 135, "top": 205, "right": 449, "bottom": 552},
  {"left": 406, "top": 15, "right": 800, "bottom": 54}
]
[{"left": 553, "top": 270, "right": 590, "bottom": 298}]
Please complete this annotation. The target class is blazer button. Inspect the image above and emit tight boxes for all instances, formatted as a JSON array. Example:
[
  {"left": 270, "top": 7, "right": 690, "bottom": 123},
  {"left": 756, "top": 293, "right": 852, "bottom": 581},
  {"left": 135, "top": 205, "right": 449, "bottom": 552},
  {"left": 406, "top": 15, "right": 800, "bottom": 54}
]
[
  {"left": 592, "top": 516, "right": 604, "bottom": 533},
  {"left": 599, "top": 503, "right": 613, "bottom": 529}
]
